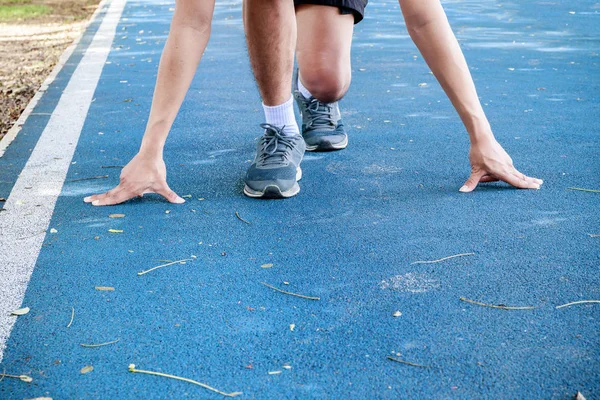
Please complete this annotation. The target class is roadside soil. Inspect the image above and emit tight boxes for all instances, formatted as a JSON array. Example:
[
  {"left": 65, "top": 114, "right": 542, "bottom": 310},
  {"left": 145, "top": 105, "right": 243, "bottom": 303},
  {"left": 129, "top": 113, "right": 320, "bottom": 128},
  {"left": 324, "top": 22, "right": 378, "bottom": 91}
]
[{"left": 0, "top": 0, "right": 101, "bottom": 141}]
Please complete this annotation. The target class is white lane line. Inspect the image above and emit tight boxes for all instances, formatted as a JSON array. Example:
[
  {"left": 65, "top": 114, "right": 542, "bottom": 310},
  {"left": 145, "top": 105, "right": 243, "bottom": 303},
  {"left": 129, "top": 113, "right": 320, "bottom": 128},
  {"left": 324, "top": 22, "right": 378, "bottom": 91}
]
[
  {"left": 0, "top": 0, "right": 109, "bottom": 158},
  {"left": 0, "top": 0, "right": 127, "bottom": 363}
]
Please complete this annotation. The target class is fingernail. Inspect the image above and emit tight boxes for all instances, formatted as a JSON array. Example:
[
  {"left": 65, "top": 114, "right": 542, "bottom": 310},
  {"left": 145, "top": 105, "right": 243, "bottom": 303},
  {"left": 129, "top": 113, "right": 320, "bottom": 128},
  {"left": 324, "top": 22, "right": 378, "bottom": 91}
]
[
  {"left": 459, "top": 185, "right": 469, "bottom": 192},
  {"left": 92, "top": 200, "right": 100, "bottom": 206},
  {"left": 84, "top": 196, "right": 91, "bottom": 202},
  {"left": 176, "top": 197, "right": 185, "bottom": 204}
]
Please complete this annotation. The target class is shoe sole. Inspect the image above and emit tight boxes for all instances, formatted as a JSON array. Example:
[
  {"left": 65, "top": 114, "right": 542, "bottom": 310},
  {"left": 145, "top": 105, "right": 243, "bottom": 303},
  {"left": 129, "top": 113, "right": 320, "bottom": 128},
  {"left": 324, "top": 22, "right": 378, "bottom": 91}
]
[
  {"left": 243, "top": 167, "right": 302, "bottom": 199},
  {"left": 305, "top": 135, "right": 348, "bottom": 152}
]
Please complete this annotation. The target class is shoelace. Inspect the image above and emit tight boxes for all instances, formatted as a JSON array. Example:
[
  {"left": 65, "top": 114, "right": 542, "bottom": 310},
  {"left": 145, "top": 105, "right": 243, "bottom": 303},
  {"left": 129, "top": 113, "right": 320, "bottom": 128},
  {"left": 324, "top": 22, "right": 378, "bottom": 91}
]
[
  {"left": 304, "top": 98, "right": 336, "bottom": 131},
  {"left": 257, "top": 123, "right": 297, "bottom": 167}
]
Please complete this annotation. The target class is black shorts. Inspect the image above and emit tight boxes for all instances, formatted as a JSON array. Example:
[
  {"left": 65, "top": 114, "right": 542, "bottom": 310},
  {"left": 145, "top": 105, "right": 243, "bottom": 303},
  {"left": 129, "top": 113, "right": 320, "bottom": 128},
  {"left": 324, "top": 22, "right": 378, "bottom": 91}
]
[{"left": 294, "top": 0, "right": 368, "bottom": 24}]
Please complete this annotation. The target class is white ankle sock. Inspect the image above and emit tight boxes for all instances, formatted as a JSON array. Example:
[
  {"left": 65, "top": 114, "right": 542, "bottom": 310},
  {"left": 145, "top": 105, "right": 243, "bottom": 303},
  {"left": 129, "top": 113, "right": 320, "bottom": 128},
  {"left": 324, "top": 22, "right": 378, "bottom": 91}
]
[
  {"left": 297, "top": 75, "right": 313, "bottom": 99},
  {"left": 262, "top": 95, "right": 299, "bottom": 137}
]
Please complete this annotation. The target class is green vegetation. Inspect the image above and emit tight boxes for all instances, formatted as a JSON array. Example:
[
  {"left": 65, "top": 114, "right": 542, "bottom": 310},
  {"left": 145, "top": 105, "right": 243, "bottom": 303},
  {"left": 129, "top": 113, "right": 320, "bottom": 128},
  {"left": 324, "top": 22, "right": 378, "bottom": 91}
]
[{"left": 0, "top": 4, "right": 51, "bottom": 21}]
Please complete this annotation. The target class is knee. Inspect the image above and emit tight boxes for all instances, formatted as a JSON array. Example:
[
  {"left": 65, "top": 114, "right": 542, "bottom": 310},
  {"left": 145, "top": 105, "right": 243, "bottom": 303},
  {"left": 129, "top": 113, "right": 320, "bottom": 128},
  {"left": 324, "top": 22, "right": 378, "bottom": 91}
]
[
  {"left": 299, "top": 64, "right": 351, "bottom": 103},
  {"left": 173, "top": 0, "right": 213, "bottom": 33}
]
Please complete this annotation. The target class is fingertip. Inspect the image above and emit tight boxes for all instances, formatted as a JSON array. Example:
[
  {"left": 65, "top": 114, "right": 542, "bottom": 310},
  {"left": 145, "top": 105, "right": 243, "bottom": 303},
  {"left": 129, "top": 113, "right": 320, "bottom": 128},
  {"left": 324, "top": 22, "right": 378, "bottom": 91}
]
[
  {"left": 459, "top": 185, "right": 472, "bottom": 193},
  {"left": 92, "top": 200, "right": 100, "bottom": 206},
  {"left": 173, "top": 197, "right": 185, "bottom": 204},
  {"left": 84, "top": 196, "right": 92, "bottom": 203}
]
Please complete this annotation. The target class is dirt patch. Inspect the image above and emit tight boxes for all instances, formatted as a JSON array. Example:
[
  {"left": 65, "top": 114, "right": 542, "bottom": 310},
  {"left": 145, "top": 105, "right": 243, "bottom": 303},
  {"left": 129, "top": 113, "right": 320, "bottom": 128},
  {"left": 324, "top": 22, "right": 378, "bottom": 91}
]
[{"left": 0, "top": 0, "right": 101, "bottom": 142}]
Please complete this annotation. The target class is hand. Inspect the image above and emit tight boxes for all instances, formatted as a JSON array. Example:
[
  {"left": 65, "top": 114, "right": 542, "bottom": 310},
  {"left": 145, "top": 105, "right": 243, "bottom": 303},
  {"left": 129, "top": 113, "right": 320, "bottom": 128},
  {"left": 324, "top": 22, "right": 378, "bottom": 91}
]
[
  {"left": 83, "top": 153, "right": 185, "bottom": 206},
  {"left": 460, "top": 137, "right": 543, "bottom": 192}
]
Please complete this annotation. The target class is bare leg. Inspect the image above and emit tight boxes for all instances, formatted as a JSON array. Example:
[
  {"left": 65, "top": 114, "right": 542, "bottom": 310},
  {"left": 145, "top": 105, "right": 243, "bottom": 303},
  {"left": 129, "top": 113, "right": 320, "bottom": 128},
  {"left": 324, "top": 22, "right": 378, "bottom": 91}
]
[
  {"left": 243, "top": 0, "right": 296, "bottom": 106},
  {"left": 295, "top": 5, "right": 354, "bottom": 103}
]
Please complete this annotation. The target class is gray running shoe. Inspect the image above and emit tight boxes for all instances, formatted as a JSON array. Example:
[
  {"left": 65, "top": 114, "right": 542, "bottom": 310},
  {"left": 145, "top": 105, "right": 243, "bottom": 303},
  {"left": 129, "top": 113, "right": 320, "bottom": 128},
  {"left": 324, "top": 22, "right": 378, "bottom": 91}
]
[
  {"left": 293, "top": 69, "right": 348, "bottom": 152},
  {"left": 244, "top": 123, "right": 306, "bottom": 199}
]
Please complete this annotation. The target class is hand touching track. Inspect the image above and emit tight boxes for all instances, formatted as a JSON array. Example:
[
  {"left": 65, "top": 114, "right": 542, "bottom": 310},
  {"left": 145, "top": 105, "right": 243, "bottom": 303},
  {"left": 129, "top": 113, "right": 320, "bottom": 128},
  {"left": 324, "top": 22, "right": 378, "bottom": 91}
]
[
  {"left": 459, "top": 137, "right": 543, "bottom": 192},
  {"left": 83, "top": 153, "right": 184, "bottom": 206}
]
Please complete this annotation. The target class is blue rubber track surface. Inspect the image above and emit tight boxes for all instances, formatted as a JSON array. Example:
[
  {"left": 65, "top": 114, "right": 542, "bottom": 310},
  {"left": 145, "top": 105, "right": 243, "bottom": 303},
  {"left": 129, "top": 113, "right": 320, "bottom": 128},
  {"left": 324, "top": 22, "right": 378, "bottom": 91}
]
[{"left": 1, "top": 0, "right": 599, "bottom": 398}]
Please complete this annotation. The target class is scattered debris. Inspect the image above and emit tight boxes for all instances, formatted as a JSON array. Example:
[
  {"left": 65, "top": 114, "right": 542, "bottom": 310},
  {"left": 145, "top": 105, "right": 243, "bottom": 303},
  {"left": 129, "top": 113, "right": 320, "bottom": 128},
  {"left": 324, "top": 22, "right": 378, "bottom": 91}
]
[
  {"left": 100, "top": 165, "right": 124, "bottom": 169},
  {"left": 0, "top": 198, "right": 5, "bottom": 202},
  {"left": 268, "top": 371, "right": 282, "bottom": 375},
  {"left": 418, "top": 83, "right": 427, "bottom": 87},
  {"left": 567, "top": 187, "right": 600, "bottom": 193},
  {"left": 182, "top": 194, "right": 192, "bottom": 198},
  {"left": 95, "top": 286, "right": 115, "bottom": 291},
  {"left": 282, "top": 365, "right": 292, "bottom": 370},
  {"left": 235, "top": 211, "right": 251, "bottom": 225},
  {"left": 460, "top": 297, "right": 537, "bottom": 310},
  {"left": 109, "top": 214, "right": 125, "bottom": 218},
  {"left": 81, "top": 338, "right": 120, "bottom": 348},
  {"left": 66, "top": 175, "right": 109, "bottom": 183},
  {"left": 556, "top": 300, "right": 600, "bottom": 309},
  {"left": 108, "top": 229, "right": 123, "bottom": 233},
  {"left": 128, "top": 364, "right": 242, "bottom": 397},
  {"left": 50, "top": 228, "right": 58, "bottom": 233},
  {"left": 576, "top": 391, "right": 587, "bottom": 400},
  {"left": 80, "top": 366, "right": 94, "bottom": 374},
  {"left": 66, "top": 307, "right": 74, "bottom": 328},
  {"left": 11, "top": 307, "right": 30, "bottom": 316},
  {"left": 392, "top": 311, "right": 402, "bottom": 317},
  {"left": 137, "top": 258, "right": 193, "bottom": 276},
  {"left": 411, "top": 252, "right": 475, "bottom": 265},
  {"left": 261, "top": 263, "right": 273, "bottom": 269},
  {"left": 289, "top": 324, "right": 295, "bottom": 331},
  {"left": 165, "top": 210, "right": 170, "bottom": 214},
  {"left": 386, "top": 356, "right": 429, "bottom": 369},
  {"left": 260, "top": 282, "right": 320, "bottom": 301},
  {"left": 587, "top": 234, "right": 599, "bottom": 238},
  {"left": 0, "top": 372, "right": 33, "bottom": 382}
]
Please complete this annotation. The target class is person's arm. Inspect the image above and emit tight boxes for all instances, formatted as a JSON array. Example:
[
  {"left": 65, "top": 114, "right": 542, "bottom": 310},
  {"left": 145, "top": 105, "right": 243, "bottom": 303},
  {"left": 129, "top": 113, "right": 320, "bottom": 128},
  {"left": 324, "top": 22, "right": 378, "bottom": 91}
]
[
  {"left": 399, "top": 0, "right": 542, "bottom": 192},
  {"left": 84, "top": 0, "right": 216, "bottom": 206}
]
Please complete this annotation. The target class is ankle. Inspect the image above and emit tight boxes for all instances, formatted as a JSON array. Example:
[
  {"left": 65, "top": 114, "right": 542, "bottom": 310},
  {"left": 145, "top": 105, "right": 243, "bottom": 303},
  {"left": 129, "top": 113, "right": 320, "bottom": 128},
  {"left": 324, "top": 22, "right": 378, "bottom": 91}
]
[{"left": 262, "top": 95, "right": 299, "bottom": 136}]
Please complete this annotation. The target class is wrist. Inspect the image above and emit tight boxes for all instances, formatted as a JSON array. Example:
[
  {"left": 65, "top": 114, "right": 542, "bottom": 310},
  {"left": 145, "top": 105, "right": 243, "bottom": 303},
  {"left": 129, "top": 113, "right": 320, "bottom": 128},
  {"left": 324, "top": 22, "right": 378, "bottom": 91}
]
[
  {"left": 138, "top": 141, "right": 164, "bottom": 158},
  {"left": 464, "top": 115, "right": 495, "bottom": 145}
]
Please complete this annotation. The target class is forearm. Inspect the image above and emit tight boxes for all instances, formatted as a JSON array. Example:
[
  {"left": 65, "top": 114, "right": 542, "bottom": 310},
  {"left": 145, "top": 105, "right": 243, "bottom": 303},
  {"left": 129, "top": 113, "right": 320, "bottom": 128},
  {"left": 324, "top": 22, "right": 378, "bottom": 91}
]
[
  {"left": 140, "top": 0, "right": 215, "bottom": 156},
  {"left": 399, "top": 0, "right": 492, "bottom": 143}
]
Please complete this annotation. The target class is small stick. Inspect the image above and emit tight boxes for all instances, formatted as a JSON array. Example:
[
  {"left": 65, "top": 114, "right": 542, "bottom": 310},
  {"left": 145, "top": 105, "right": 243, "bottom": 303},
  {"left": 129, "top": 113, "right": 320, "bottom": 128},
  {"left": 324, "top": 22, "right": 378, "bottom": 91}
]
[
  {"left": 67, "top": 175, "right": 109, "bottom": 183},
  {"left": 556, "top": 300, "right": 600, "bottom": 309},
  {"left": 411, "top": 252, "right": 475, "bottom": 264},
  {"left": 81, "top": 338, "right": 120, "bottom": 348},
  {"left": 18, "top": 230, "right": 46, "bottom": 240},
  {"left": 0, "top": 373, "right": 33, "bottom": 382},
  {"left": 66, "top": 307, "right": 74, "bottom": 328},
  {"left": 386, "top": 356, "right": 430, "bottom": 369},
  {"left": 588, "top": 234, "right": 600, "bottom": 238},
  {"left": 568, "top": 187, "right": 600, "bottom": 193},
  {"left": 138, "top": 258, "right": 193, "bottom": 276},
  {"left": 128, "top": 364, "right": 242, "bottom": 397},
  {"left": 100, "top": 165, "right": 124, "bottom": 169},
  {"left": 235, "top": 211, "right": 251, "bottom": 225},
  {"left": 260, "top": 282, "right": 320, "bottom": 301},
  {"left": 460, "top": 297, "right": 537, "bottom": 310}
]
